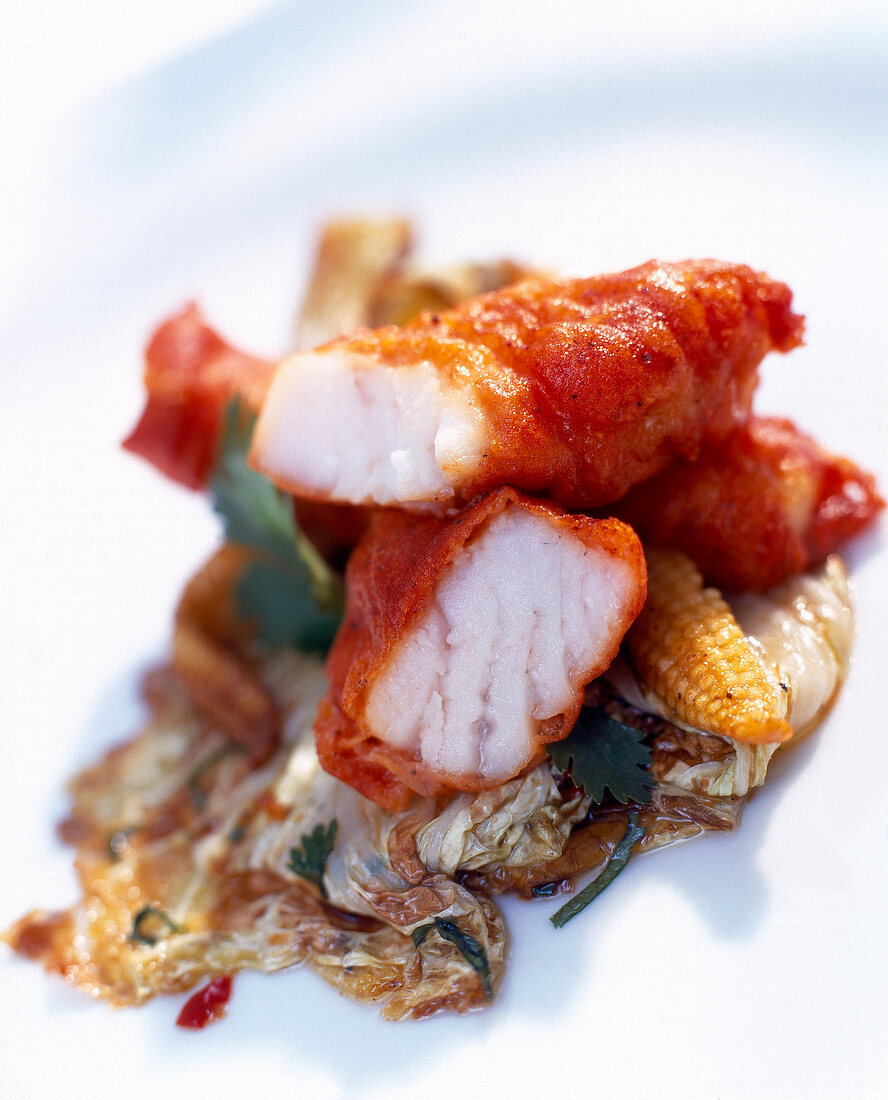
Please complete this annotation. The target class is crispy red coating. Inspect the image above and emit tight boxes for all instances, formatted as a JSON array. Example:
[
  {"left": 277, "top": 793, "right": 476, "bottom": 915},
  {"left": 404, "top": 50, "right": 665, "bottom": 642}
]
[
  {"left": 122, "top": 303, "right": 276, "bottom": 489},
  {"left": 332, "top": 259, "right": 804, "bottom": 508},
  {"left": 122, "top": 304, "right": 371, "bottom": 561},
  {"left": 614, "top": 417, "right": 884, "bottom": 591},
  {"left": 315, "top": 488, "right": 647, "bottom": 811}
]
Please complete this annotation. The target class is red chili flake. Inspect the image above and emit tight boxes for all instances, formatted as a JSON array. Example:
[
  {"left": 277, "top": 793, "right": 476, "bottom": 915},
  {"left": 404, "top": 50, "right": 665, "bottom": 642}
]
[{"left": 176, "top": 975, "right": 233, "bottom": 1030}]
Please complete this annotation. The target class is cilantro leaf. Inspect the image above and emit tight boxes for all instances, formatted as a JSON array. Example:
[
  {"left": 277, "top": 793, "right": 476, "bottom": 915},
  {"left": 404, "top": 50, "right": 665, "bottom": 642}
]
[
  {"left": 210, "top": 400, "right": 344, "bottom": 650},
  {"left": 130, "top": 906, "right": 182, "bottom": 945},
  {"left": 549, "top": 811, "right": 646, "bottom": 928},
  {"left": 547, "top": 707, "right": 654, "bottom": 805},
  {"left": 288, "top": 820, "right": 338, "bottom": 898},
  {"left": 411, "top": 917, "right": 492, "bottom": 997},
  {"left": 411, "top": 923, "right": 433, "bottom": 947},
  {"left": 237, "top": 560, "right": 342, "bottom": 650}
]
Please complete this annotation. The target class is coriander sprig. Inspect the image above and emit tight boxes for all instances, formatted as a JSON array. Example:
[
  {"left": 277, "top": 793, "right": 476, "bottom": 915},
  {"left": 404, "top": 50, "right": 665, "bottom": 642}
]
[
  {"left": 288, "top": 820, "right": 338, "bottom": 898},
  {"left": 547, "top": 706, "right": 654, "bottom": 805},
  {"left": 211, "top": 400, "right": 344, "bottom": 650}
]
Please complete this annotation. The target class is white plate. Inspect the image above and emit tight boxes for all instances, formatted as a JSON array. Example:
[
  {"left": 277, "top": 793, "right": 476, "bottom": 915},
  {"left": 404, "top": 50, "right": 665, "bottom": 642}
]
[{"left": 2, "top": 4, "right": 887, "bottom": 1098}]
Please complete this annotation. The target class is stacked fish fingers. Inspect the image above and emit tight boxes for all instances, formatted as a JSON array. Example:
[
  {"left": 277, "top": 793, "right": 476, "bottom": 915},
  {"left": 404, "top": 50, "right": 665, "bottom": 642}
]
[
  {"left": 9, "top": 224, "right": 883, "bottom": 1023},
  {"left": 246, "top": 255, "right": 877, "bottom": 803},
  {"left": 250, "top": 260, "right": 804, "bottom": 510},
  {"left": 125, "top": 244, "right": 881, "bottom": 804}
]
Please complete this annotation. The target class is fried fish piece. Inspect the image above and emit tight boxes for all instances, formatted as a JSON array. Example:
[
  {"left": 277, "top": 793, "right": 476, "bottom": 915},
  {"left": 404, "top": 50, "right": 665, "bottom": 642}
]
[
  {"left": 614, "top": 416, "right": 883, "bottom": 590},
  {"left": 250, "top": 260, "right": 803, "bottom": 510},
  {"left": 315, "top": 488, "right": 647, "bottom": 811},
  {"left": 122, "top": 303, "right": 276, "bottom": 490},
  {"left": 124, "top": 222, "right": 536, "bottom": 498}
]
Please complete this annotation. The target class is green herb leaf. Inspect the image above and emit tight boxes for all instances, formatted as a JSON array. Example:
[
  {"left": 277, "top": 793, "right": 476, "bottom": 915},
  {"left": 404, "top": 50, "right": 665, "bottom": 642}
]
[
  {"left": 411, "top": 923, "right": 433, "bottom": 947},
  {"left": 288, "top": 820, "right": 338, "bottom": 898},
  {"left": 550, "top": 811, "right": 646, "bottom": 929},
  {"left": 130, "top": 906, "right": 182, "bottom": 946},
  {"left": 531, "top": 882, "right": 558, "bottom": 898},
  {"left": 433, "top": 918, "right": 492, "bottom": 997},
  {"left": 235, "top": 560, "right": 341, "bottom": 650},
  {"left": 411, "top": 917, "right": 492, "bottom": 998},
  {"left": 547, "top": 707, "right": 654, "bottom": 805},
  {"left": 211, "top": 400, "right": 344, "bottom": 650}
]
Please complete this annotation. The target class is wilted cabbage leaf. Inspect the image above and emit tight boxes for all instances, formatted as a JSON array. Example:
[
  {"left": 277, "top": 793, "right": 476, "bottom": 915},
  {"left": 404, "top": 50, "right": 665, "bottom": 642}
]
[{"left": 4, "top": 558, "right": 853, "bottom": 1019}]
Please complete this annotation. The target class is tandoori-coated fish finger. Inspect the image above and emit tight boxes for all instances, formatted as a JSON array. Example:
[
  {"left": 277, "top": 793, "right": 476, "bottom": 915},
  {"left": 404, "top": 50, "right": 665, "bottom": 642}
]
[{"left": 251, "top": 260, "right": 803, "bottom": 510}]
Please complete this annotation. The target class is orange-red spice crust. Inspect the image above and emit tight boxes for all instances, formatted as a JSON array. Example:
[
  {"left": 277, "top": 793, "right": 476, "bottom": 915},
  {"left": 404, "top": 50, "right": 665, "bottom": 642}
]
[
  {"left": 314, "top": 259, "right": 803, "bottom": 509},
  {"left": 315, "top": 487, "right": 647, "bottom": 811},
  {"left": 614, "top": 417, "right": 884, "bottom": 591},
  {"left": 123, "top": 303, "right": 276, "bottom": 489}
]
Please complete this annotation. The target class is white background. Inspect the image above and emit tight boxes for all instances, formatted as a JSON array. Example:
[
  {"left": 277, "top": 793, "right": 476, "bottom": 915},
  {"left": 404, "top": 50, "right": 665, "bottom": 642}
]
[{"left": 2, "top": 3, "right": 887, "bottom": 1098}]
